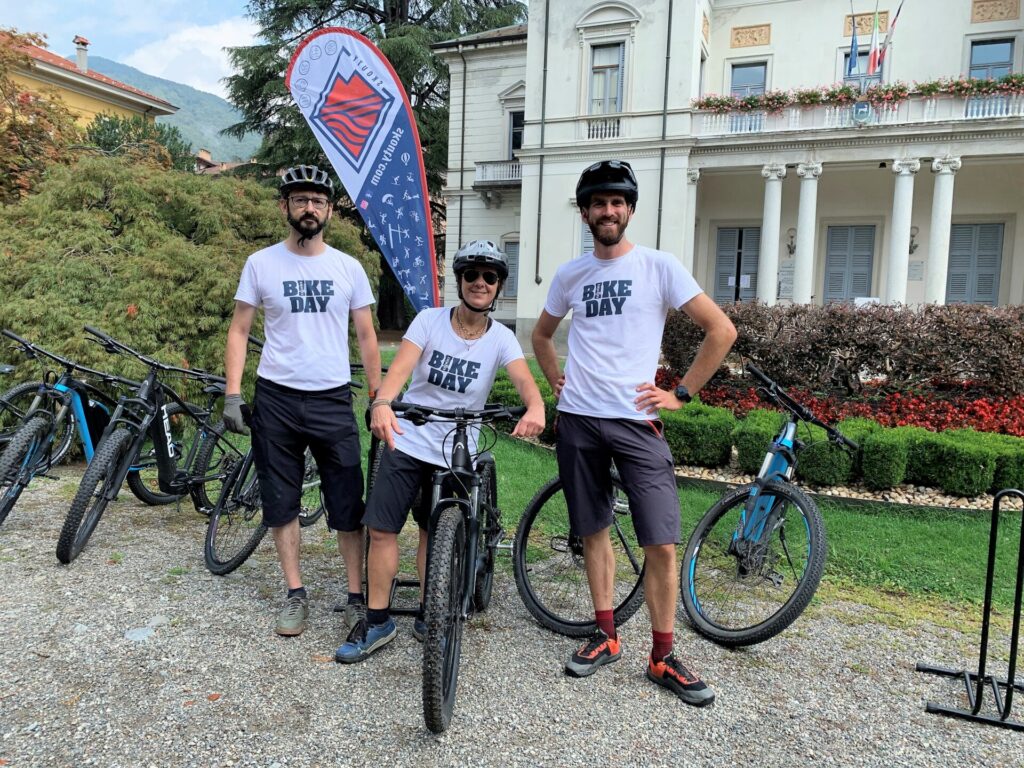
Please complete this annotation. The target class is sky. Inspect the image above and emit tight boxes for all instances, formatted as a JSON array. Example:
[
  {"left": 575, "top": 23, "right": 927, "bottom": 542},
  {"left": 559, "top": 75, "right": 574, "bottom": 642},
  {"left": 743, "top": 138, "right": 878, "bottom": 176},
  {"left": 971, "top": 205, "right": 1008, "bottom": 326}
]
[{"left": 1, "top": 0, "right": 261, "bottom": 97}]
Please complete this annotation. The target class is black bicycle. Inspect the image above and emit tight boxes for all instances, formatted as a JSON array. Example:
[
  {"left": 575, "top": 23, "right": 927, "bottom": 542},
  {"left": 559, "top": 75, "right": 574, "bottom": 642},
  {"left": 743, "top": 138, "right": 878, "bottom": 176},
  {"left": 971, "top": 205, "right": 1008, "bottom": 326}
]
[
  {"left": 0, "top": 361, "right": 42, "bottom": 448},
  {"left": 512, "top": 463, "right": 646, "bottom": 637},
  {"left": 56, "top": 327, "right": 234, "bottom": 563},
  {"left": 388, "top": 401, "right": 523, "bottom": 733},
  {"left": 0, "top": 330, "right": 139, "bottom": 527}
]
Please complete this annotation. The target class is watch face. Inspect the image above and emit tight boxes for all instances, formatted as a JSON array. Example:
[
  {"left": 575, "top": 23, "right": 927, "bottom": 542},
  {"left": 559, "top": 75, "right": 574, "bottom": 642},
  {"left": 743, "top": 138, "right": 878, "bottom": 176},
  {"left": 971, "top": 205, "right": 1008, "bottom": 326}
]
[{"left": 675, "top": 385, "right": 691, "bottom": 403}]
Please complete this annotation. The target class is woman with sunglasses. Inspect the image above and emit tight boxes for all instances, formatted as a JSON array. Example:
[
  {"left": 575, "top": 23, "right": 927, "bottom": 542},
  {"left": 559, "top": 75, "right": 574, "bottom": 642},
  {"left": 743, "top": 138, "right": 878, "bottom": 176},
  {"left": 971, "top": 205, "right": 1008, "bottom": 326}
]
[{"left": 335, "top": 239, "right": 545, "bottom": 663}]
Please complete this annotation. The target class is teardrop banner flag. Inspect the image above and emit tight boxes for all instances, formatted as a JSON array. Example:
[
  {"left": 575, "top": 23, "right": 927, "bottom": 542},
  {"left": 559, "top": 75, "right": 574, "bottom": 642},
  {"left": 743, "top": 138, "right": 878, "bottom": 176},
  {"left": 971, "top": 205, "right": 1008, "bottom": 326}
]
[{"left": 286, "top": 28, "right": 440, "bottom": 312}]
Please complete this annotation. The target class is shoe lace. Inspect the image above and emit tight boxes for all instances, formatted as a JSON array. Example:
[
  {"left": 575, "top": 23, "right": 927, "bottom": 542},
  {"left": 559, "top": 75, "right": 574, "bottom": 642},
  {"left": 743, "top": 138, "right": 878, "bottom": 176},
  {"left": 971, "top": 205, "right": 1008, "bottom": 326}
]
[
  {"left": 661, "top": 654, "right": 698, "bottom": 682},
  {"left": 281, "top": 595, "right": 306, "bottom": 619},
  {"left": 580, "top": 631, "right": 610, "bottom": 656}
]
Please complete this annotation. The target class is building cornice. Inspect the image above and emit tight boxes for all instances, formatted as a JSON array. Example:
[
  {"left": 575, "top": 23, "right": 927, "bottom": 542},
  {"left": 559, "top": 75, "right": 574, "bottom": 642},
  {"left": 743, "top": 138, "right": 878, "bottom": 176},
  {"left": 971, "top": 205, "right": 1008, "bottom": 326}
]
[{"left": 22, "top": 60, "right": 177, "bottom": 115}]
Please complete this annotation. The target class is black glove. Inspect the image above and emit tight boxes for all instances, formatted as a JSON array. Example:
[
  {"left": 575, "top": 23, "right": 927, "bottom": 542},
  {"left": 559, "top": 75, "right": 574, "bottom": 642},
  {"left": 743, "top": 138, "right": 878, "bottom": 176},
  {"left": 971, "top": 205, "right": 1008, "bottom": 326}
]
[{"left": 223, "top": 394, "right": 250, "bottom": 435}]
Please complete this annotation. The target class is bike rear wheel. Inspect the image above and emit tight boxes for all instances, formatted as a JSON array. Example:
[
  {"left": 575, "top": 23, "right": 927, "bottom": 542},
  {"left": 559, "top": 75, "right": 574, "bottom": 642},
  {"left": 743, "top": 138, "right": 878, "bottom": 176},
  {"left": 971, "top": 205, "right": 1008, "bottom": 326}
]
[
  {"left": 473, "top": 459, "right": 498, "bottom": 611},
  {"left": 126, "top": 402, "right": 192, "bottom": 506},
  {"left": 0, "top": 415, "right": 50, "bottom": 526},
  {"left": 513, "top": 475, "right": 645, "bottom": 638},
  {"left": 204, "top": 453, "right": 268, "bottom": 575},
  {"left": 0, "top": 383, "right": 75, "bottom": 465},
  {"left": 57, "top": 428, "right": 133, "bottom": 564},
  {"left": 422, "top": 505, "right": 466, "bottom": 734},
  {"left": 680, "top": 480, "right": 826, "bottom": 647},
  {"left": 297, "top": 448, "right": 325, "bottom": 527}
]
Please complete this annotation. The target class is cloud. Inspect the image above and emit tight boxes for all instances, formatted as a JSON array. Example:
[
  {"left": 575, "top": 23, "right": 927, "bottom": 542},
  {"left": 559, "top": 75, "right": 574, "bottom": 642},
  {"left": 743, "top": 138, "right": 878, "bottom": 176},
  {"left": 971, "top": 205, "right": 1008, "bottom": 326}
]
[{"left": 123, "top": 17, "right": 260, "bottom": 98}]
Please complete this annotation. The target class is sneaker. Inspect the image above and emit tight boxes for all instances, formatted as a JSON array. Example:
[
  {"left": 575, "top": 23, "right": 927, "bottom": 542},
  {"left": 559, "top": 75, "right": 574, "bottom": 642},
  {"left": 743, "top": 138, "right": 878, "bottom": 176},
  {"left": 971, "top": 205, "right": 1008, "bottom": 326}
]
[
  {"left": 334, "top": 618, "right": 397, "bottom": 664},
  {"left": 564, "top": 630, "right": 622, "bottom": 678},
  {"left": 647, "top": 654, "right": 716, "bottom": 707},
  {"left": 412, "top": 615, "right": 427, "bottom": 642},
  {"left": 275, "top": 594, "right": 309, "bottom": 637},
  {"left": 343, "top": 601, "right": 367, "bottom": 629}
]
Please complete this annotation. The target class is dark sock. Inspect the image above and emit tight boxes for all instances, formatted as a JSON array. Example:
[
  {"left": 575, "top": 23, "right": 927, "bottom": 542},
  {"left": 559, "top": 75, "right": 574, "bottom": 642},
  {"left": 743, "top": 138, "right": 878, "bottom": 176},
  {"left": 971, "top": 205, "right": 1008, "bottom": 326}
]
[
  {"left": 652, "top": 630, "right": 673, "bottom": 660},
  {"left": 596, "top": 610, "right": 616, "bottom": 639},
  {"left": 287, "top": 586, "right": 307, "bottom": 599},
  {"left": 416, "top": 602, "right": 425, "bottom": 621},
  {"left": 367, "top": 607, "right": 389, "bottom": 626},
  {"left": 347, "top": 592, "right": 364, "bottom": 605}
]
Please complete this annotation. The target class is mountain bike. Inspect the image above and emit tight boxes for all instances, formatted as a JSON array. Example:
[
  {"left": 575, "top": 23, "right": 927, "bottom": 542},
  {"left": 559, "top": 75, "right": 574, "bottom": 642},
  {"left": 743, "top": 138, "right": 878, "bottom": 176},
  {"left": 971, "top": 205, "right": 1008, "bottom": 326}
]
[
  {"left": 679, "top": 362, "right": 859, "bottom": 647},
  {"left": 0, "top": 329, "right": 140, "bottom": 527},
  {"left": 389, "top": 401, "right": 523, "bottom": 733},
  {"left": 56, "top": 326, "right": 234, "bottom": 563},
  {"left": 0, "top": 361, "right": 41, "bottom": 447},
  {"left": 512, "top": 463, "right": 646, "bottom": 637}
]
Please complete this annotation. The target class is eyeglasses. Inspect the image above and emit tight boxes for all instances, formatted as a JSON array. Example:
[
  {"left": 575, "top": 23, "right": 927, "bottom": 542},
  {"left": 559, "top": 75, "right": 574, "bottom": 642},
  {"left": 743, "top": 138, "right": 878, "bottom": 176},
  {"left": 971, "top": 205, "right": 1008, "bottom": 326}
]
[
  {"left": 462, "top": 269, "right": 499, "bottom": 285},
  {"left": 288, "top": 196, "right": 330, "bottom": 210}
]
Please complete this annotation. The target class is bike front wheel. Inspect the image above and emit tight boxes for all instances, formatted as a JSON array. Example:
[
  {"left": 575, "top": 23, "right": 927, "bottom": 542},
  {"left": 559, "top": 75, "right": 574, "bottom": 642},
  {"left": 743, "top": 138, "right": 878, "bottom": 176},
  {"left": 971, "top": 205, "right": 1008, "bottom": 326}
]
[
  {"left": 680, "top": 480, "right": 826, "bottom": 648},
  {"left": 0, "top": 415, "right": 50, "bottom": 526},
  {"left": 204, "top": 453, "right": 268, "bottom": 575},
  {"left": 513, "top": 475, "right": 645, "bottom": 638},
  {"left": 57, "top": 428, "right": 133, "bottom": 564},
  {"left": 422, "top": 505, "right": 466, "bottom": 734}
]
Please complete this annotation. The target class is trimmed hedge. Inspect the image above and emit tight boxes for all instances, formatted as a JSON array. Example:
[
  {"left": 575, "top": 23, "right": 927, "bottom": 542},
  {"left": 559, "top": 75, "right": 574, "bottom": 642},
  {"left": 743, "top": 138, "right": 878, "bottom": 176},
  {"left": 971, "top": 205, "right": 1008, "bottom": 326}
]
[
  {"left": 861, "top": 430, "right": 910, "bottom": 490},
  {"left": 796, "top": 423, "right": 854, "bottom": 487},
  {"left": 837, "top": 417, "right": 883, "bottom": 479},
  {"left": 732, "top": 409, "right": 786, "bottom": 474},
  {"left": 662, "top": 402, "right": 736, "bottom": 467}
]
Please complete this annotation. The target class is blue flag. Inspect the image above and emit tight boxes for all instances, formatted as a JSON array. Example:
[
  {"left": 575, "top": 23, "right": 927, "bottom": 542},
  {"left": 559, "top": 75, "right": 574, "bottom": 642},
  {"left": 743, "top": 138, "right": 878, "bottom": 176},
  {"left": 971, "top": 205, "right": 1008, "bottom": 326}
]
[
  {"left": 848, "top": 3, "right": 860, "bottom": 76},
  {"left": 287, "top": 28, "right": 440, "bottom": 312}
]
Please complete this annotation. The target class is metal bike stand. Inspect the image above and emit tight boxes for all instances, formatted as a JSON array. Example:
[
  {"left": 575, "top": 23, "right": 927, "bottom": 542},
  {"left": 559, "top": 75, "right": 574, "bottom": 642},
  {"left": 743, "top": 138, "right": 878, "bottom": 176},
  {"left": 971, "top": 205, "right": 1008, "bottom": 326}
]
[
  {"left": 388, "top": 575, "right": 421, "bottom": 616},
  {"left": 915, "top": 488, "right": 1024, "bottom": 731}
]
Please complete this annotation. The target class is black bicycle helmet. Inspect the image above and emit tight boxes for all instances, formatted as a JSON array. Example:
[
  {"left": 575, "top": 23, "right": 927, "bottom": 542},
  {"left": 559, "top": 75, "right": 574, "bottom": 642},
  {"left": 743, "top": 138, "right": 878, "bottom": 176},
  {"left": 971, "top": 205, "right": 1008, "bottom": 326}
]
[
  {"left": 452, "top": 240, "right": 509, "bottom": 281},
  {"left": 575, "top": 159, "right": 638, "bottom": 209},
  {"left": 280, "top": 164, "right": 334, "bottom": 197}
]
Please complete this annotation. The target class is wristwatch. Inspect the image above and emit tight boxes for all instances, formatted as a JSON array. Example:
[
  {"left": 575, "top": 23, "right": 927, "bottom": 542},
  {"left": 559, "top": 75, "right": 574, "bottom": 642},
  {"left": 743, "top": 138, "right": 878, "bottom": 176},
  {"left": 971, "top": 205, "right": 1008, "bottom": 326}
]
[{"left": 673, "top": 383, "right": 692, "bottom": 404}]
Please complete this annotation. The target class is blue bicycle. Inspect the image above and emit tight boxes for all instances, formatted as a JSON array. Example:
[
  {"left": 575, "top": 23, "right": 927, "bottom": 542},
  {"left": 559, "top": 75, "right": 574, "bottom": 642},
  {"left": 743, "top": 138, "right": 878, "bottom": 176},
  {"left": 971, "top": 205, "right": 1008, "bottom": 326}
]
[
  {"left": 680, "top": 363, "right": 858, "bottom": 647},
  {"left": 0, "top": 329, "right": 139, "bottom": 527}
]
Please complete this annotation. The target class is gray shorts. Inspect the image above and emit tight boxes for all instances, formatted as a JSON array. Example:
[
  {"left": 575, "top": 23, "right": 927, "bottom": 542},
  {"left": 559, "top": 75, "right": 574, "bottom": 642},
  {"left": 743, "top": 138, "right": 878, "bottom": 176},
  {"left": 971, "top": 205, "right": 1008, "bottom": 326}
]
[{"left": 555, "top": 411, "right": 679, "bottom": 547}]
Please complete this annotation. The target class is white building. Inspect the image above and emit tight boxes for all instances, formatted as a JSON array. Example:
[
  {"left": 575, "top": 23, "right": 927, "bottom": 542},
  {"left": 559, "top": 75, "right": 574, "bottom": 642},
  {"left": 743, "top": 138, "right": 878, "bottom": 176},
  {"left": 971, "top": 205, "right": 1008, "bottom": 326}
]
[{"left": 435, "top": 1, "right": 1024, "bottom": 346}]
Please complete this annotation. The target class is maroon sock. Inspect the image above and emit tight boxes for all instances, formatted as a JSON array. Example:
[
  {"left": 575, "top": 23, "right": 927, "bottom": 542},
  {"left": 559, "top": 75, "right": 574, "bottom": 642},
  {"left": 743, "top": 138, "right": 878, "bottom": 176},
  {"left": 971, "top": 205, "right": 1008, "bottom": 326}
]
[
  {"left": 596, "top": 610, "right": 616, "bottom": 639},
  {"left": 652, "top": 630, "right": 673, "bottom": 660}
]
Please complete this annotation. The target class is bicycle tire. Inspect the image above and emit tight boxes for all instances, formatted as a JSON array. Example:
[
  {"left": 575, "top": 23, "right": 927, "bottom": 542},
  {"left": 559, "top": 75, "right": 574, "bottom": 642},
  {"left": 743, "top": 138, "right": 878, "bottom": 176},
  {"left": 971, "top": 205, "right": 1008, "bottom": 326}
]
[
  {"left": 297, "top": 448, "right": 325, "bottom": 528},
  {"left": 513, "top": 475, "right": 646, "bottom": 638},
  {"left": 472, "top": 460, "right": 498, "bottom": 611},
  {"left": 680, "top": 480, "right": 826, "bottom": 648},
  {"left": 422, "top": 505, "right": 466, "bottom": 734},
  {"left": 126, "top": 402, "right": 192, "bottom": 506},
  {"left": 0, "top": 415, "right": 50, "bottom": 526},
  {"left": 190, "top": 421, "right": 245, "bottom": 513},
  {"left": 204, "top": 453, "right": 268, "bottom": 575},
  {"left": 0, "top": 382, "right": 76, "bottom": 465},
  {"left": 56, "top": 428, "right": 133, "bottom": 564}
]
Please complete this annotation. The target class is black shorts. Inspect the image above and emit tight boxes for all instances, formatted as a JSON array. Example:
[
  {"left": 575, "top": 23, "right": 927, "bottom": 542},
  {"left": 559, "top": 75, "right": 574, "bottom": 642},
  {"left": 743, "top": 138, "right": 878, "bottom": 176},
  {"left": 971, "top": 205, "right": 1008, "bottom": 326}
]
[
  {"left": 250, "top": 377, "right": 364, "bottom": 531},
  {"left": 361, "top": 448, "right": 440, "bottom": 533},
  {"left": 555, "top": 411, "right": 679, "bottom": 547}
]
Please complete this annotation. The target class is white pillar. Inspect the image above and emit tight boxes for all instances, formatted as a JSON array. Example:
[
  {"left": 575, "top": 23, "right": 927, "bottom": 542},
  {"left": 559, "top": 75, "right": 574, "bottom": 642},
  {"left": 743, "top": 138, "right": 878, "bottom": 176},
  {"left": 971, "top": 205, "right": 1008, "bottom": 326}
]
[
  {"left": 925, "top": 156, "right": 962, "bottom": 304},
  {"left": 793, "top": 162, "right": 822, "bottom": 305},
  {"left": 885, "top": 158, "right": 920, "bottom": 305},
  {"left": 682, "top": 169, "right": 700, "bottom": 272},
  {"left": 758, "top": 163, "right": 786, "bottom": 305}
]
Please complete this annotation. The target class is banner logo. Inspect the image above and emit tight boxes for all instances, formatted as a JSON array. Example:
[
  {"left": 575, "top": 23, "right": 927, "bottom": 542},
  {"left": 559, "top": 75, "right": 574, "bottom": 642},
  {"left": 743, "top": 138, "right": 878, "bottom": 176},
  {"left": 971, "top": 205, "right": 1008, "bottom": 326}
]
[{"left": 313, "top": 61, "right": 394, "bottom": 170}]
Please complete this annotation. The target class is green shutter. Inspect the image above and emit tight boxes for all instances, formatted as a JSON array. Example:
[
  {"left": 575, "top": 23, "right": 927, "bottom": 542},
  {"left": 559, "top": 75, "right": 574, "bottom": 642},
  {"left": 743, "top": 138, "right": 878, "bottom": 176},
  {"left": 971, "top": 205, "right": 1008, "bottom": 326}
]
[{"left": 503, "top": 241, "right": 519, "bottom": 298}]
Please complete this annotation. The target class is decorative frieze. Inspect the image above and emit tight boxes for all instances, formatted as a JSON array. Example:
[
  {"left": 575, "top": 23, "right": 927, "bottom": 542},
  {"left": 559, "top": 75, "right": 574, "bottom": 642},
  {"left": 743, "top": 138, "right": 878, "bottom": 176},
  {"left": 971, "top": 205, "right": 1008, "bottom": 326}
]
[
  {"left": 731, "top": 24, "right": 770, "bottom": 48},
  {"left": 971, "top": 0, "right": 1020, "bottom": 22},
  {"left": 844, "top": 12, "right": 890, "bottom": 36}
]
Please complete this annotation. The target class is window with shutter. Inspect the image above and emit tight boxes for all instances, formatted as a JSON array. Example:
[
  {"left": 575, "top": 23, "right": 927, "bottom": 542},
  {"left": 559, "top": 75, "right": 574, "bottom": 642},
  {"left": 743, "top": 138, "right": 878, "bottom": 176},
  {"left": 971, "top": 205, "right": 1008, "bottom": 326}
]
[
  {"left": 946, "top": 224, "right": 1003, "bottom": 305},
  {"left": 714, "top": 227, "right": 760, "bottom": 305},
  {"left": 502, "top": 241, "right": 519, "bottom": 298},
  {"left": 824, "top": 225, "right": 875, "bottom": 304},
  {"left": 581, "top": 221, "right": 594, "bottom": 257}
]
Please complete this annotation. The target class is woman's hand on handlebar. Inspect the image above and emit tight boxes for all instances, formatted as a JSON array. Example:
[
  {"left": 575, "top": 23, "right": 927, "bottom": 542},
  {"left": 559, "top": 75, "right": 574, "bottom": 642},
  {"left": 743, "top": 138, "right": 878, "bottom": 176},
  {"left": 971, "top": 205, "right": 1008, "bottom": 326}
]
[
  {"left": 370, "top": 402, "right": 403, "bottom": 451},
  {"left": 510, "top": 403, "right": 545, "bottom": 439}
]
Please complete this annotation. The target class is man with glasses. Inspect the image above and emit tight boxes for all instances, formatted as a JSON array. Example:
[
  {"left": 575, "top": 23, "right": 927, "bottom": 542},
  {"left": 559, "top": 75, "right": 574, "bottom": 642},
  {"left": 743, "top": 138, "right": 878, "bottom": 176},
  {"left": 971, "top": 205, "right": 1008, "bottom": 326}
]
[
  {"left": 222, "top": 164, "right": 382, "bottom": 637},
  {"left": 532, "top": 159, "right": 736, "bottom": 706}
]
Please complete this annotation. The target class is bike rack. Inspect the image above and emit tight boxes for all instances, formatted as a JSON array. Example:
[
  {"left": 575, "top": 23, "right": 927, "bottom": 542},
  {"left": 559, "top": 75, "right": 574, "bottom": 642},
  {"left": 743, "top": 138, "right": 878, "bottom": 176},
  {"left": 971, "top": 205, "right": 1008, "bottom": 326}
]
[{"left": 916, "top": 488, "right": 1024, "bottom": 731}]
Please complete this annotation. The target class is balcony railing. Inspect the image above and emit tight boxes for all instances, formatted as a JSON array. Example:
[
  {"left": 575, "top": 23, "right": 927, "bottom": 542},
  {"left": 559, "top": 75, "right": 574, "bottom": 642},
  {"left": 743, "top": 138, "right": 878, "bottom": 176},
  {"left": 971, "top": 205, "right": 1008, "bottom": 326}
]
[
  {"left": 695, "top": 93, "right": 1024, "bottom": 137},
  {"left": 473, "top": 160, "right": 521, "bottom": 187}
]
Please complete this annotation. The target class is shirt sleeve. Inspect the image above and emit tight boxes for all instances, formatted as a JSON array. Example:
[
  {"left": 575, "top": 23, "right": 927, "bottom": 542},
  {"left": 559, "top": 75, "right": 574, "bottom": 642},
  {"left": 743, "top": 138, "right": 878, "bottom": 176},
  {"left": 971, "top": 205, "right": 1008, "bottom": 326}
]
[
  {"left": 664, "top": 256, "right": 702, "bottom": 310},
  {"left": 497, "top": 327, "right": 526, "bottom": 368},
  {"left": 402, "top": 308, "right": 432, "bottom": 351},
  {"left": 234, "top": 256, "right": 260, "bottom": 307},
  {"left": 543, "top": 269, "right": 569, "bottom": 318},
  {"left": 350, "top": 260, "right": 376, "bottom": 310}
]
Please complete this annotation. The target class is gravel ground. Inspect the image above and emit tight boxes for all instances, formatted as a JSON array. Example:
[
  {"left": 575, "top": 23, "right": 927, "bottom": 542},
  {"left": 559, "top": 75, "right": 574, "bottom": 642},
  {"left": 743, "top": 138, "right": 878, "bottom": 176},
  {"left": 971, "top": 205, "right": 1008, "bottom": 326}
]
[{"left": 2, "top": 465, "right": 1023, "bottom": 768}]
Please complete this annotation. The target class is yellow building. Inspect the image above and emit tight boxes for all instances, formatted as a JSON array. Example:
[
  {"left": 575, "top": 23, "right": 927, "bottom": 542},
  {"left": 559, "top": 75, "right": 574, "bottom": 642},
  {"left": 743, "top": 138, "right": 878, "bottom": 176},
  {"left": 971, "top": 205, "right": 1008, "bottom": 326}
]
[{"left": 11, "top": 35, "right": 176, "bottom": 125}]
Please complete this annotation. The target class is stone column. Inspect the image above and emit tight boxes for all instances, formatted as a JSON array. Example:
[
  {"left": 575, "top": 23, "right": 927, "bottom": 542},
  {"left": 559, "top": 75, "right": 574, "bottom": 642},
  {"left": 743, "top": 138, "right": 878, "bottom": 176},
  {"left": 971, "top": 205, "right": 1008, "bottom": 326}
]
[
  {"left": 757, "top": 163, "right": 787, "bottom": 305},
  {"left": 885, "top": 158, "right": 920, "bottom": 304},
  {"left": 792, "top": 162, "right": 822, "bottom": 304},
  {"left": 682, "top": 169, "right": 700, "bottom": 273},
  {"left": 925, "top": 157, "right": 962, "bottom": 304}
]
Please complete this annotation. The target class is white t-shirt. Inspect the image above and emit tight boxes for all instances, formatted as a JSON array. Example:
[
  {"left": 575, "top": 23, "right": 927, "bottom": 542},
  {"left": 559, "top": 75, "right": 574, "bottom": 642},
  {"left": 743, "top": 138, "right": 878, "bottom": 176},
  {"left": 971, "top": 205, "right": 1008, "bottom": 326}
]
[
  {"left": 235, "top": 242, "right": 375, "bottom": 390},
  {"left": 544, "top": 244, "right": 702, "bottom": 420},
  {"left": 394, "top": 307, "right": 524, "bottom": 467}
]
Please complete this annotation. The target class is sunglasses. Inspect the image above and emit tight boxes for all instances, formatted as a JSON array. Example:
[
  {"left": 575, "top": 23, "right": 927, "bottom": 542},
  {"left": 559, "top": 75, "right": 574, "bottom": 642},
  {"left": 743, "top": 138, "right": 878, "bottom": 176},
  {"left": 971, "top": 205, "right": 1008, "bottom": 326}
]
[{"left": 462, "top": 269, "right": 499, "bottom": 285}]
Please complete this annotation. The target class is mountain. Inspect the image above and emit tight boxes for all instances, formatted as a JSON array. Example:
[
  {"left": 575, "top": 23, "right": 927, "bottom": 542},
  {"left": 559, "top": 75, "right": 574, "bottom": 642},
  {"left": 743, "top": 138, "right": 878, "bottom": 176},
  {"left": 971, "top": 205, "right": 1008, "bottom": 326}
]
[{"left": 79, "top": 56, "right": 262, "bottom": 163}]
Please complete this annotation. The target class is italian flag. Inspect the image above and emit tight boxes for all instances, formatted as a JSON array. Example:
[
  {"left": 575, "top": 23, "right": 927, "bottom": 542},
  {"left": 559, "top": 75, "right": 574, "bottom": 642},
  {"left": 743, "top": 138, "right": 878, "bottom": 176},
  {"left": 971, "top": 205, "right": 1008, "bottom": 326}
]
[{"left": 866, "top": 5, "right": 882, "bottom": 75}]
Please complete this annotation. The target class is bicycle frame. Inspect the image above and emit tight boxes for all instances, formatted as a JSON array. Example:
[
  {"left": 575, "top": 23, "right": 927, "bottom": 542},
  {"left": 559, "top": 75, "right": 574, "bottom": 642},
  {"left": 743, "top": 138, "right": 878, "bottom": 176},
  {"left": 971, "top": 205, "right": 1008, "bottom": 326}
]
[{"left": 738, "top": 420, "right": 798, "bottom": 545}]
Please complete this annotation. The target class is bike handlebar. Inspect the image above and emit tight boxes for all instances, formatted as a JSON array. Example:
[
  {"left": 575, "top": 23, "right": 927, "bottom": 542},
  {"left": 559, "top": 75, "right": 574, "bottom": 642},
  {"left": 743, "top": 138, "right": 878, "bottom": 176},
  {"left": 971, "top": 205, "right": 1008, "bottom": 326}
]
[
  {"left": 3, "top": 328, "right": 139, "bottom": 388},
  {"left": 391, "top": 401, "right": 527, "bottom": 425},
  {"left": 745, "top": 363, "right": 859, "bottom": 451},
  {"left": 84, "top": 326, "right": 226, "bottom": 384}
]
